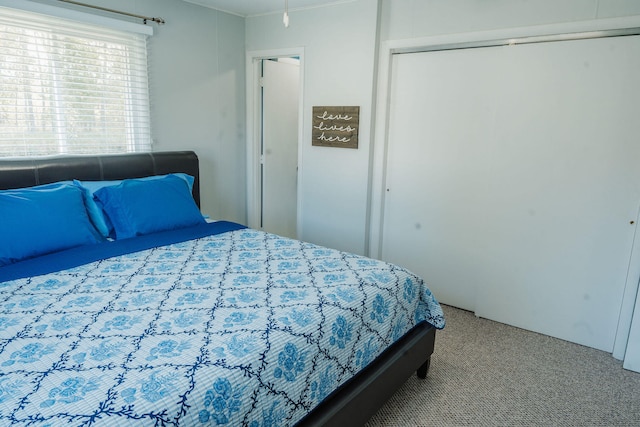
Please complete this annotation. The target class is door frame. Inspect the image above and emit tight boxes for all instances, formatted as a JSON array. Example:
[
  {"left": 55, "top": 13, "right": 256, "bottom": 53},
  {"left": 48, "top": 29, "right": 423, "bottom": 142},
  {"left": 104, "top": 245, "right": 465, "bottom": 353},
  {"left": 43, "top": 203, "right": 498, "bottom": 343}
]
[{"left": 246, "top": 48, "right": 305, "bottom": 234}]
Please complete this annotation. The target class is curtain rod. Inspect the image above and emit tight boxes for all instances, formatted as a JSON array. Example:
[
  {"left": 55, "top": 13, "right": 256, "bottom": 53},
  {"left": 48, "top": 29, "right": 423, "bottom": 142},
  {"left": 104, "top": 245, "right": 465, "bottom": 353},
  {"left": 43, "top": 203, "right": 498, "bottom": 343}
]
[{"left": 57, "top": 0, "right": 165, "bottom": 25}]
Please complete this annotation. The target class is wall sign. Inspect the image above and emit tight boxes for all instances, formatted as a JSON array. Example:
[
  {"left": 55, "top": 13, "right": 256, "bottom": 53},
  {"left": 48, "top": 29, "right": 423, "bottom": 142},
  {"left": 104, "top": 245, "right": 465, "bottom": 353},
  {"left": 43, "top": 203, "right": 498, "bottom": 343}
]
[{"left": 312, "top": 106, "right": 359, "bottom": 149}]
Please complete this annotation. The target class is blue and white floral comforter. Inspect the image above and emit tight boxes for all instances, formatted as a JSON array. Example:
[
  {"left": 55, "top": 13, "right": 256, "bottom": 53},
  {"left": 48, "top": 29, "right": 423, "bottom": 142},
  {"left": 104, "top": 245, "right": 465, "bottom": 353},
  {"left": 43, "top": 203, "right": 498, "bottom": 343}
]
[{"left": 0, "top": 223, "right": 445, "bottom": 426}]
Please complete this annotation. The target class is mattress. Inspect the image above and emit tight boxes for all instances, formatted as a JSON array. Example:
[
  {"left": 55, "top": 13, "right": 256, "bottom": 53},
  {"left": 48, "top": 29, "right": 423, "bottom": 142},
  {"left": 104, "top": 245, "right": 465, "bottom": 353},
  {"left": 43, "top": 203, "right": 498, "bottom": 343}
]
[{"left": 0, "top": 221, "right": 444, "bottom": 426}]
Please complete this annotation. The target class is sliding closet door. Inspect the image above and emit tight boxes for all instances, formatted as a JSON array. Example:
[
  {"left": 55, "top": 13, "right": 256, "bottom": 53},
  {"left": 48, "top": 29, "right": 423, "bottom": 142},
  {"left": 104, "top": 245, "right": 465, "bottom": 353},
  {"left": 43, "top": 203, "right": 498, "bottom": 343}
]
[
  {"left": 382, "top": 46, "right": 503, "bottom": 312},
  {"left": 382, "top": 35, "right": 640, "bottom": 351}
]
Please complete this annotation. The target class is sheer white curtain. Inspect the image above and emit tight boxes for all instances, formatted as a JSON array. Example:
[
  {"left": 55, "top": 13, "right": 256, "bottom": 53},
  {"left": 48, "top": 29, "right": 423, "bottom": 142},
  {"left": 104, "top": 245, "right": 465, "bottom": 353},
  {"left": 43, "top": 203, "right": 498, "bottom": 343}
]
[{"left": 0, "top": 6, "right": 151, "bottom": 157}]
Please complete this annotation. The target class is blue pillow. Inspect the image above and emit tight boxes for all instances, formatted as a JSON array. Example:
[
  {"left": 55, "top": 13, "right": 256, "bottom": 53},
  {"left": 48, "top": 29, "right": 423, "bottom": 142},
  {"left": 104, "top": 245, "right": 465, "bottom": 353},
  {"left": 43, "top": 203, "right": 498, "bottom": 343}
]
[
  {"left": 93, "top": 174, "right": 205, "bottom": 240},
  {"left": 75, "top": 173, "right": 195, "bottom": 238},
  {"left": 0, "top": 183, "right": 103, "bottom": 266}
]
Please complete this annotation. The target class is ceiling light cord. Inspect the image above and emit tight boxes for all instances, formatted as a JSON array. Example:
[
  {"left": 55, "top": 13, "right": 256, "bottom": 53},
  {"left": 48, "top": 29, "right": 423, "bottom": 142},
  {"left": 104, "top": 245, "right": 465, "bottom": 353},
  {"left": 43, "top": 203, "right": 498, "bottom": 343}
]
[{"left": 283, "top": 0, "right": 290, "bottom": 28}]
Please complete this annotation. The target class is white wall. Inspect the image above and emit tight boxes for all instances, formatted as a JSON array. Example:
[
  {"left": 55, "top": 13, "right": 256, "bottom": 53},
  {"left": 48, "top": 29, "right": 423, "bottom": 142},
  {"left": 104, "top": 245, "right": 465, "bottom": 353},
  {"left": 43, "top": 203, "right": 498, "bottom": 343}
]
[
  {"left": 246, "top": 0, "right": 379, "bottom": 255},
  {"left": 31, "top": 0, "right": 247, "bottom": 225},
  {"left": 381, "top": 0, "right": 640, "bottom": 41},
  {"left": 246, "top": 0, "right": 640, "bottom": 257}
]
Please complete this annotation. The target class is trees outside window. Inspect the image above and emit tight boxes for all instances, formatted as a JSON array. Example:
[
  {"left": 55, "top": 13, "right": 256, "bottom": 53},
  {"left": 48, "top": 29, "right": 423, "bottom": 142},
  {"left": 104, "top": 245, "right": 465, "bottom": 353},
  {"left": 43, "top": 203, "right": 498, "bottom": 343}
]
[{"left": 0, "top": 7, "right": 151, "bottom": 157}]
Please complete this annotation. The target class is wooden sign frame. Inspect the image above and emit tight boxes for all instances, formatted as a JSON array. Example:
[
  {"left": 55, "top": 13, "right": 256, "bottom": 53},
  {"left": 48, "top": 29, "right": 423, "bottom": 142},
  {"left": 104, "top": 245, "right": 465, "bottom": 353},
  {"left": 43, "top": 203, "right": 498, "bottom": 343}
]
[{"left": 312, "top": 106, "right": 359, "bottom": 149}]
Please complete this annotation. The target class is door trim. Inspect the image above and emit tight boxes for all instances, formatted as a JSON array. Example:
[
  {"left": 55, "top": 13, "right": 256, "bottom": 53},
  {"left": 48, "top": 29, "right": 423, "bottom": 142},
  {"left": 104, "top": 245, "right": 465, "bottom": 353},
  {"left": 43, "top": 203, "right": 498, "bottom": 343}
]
[
  {"left": 615, "top": 203, "right": 640, "bottom": 360},
  {"left": 246, "top": 48, "right": 305, "bottom": 234}
]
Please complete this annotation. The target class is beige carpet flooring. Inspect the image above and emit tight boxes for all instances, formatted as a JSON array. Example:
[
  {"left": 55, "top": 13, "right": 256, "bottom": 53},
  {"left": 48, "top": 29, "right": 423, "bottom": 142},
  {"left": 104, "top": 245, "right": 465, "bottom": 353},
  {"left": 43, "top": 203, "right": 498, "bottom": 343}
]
[{"left": 365, "top": 305, "right": 640, "bottom": 426}]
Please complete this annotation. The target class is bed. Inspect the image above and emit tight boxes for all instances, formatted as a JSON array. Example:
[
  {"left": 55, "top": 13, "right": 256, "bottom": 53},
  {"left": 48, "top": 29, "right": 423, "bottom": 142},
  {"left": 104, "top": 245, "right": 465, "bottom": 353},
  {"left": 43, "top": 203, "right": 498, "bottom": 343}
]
[{"left": 0, "top": 151, "right": 445, "bottom": 426}]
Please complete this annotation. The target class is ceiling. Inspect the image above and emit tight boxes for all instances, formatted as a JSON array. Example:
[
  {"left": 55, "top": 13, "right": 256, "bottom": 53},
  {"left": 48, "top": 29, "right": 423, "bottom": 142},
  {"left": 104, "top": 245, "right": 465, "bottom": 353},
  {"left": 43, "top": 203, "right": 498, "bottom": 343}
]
[{"left": 182, "top": 0, "right": 351, "bottom": 17}]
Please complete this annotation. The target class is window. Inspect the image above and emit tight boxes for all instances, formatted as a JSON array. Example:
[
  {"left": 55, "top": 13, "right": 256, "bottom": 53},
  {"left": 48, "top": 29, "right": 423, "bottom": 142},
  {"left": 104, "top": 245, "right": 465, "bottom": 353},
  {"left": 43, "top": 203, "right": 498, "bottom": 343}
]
[{"left": 0, "top": 6, "right": 151, "bottom": 157}]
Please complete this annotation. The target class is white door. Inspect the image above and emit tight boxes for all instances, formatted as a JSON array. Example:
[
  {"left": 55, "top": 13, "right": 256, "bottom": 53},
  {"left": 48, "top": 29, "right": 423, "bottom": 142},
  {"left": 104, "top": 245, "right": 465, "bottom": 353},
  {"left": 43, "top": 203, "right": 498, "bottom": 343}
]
[
  {"left": 382, "top": 46, "right": 501, "bottom": 312},
  {"left": 261, "top": 58, "right": 299, "bottom": 239},
  {"left": 382, "top": 35, "right": 640, "bottom": 352}
]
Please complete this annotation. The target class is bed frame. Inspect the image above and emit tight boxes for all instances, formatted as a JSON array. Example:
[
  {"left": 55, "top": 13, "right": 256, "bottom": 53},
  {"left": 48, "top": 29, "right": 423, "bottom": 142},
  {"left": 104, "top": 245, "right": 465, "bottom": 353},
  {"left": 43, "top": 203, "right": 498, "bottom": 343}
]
[{"left": 0, "top": 150, "right": 436, "bottom": 426}]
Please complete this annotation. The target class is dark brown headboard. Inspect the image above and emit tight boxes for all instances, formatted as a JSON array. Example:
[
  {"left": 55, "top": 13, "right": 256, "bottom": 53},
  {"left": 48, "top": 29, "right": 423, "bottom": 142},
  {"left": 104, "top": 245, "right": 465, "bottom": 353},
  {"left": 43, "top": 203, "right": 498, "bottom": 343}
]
[{"left": 0, "top": 151, "right": 200, "bottom": 207}]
